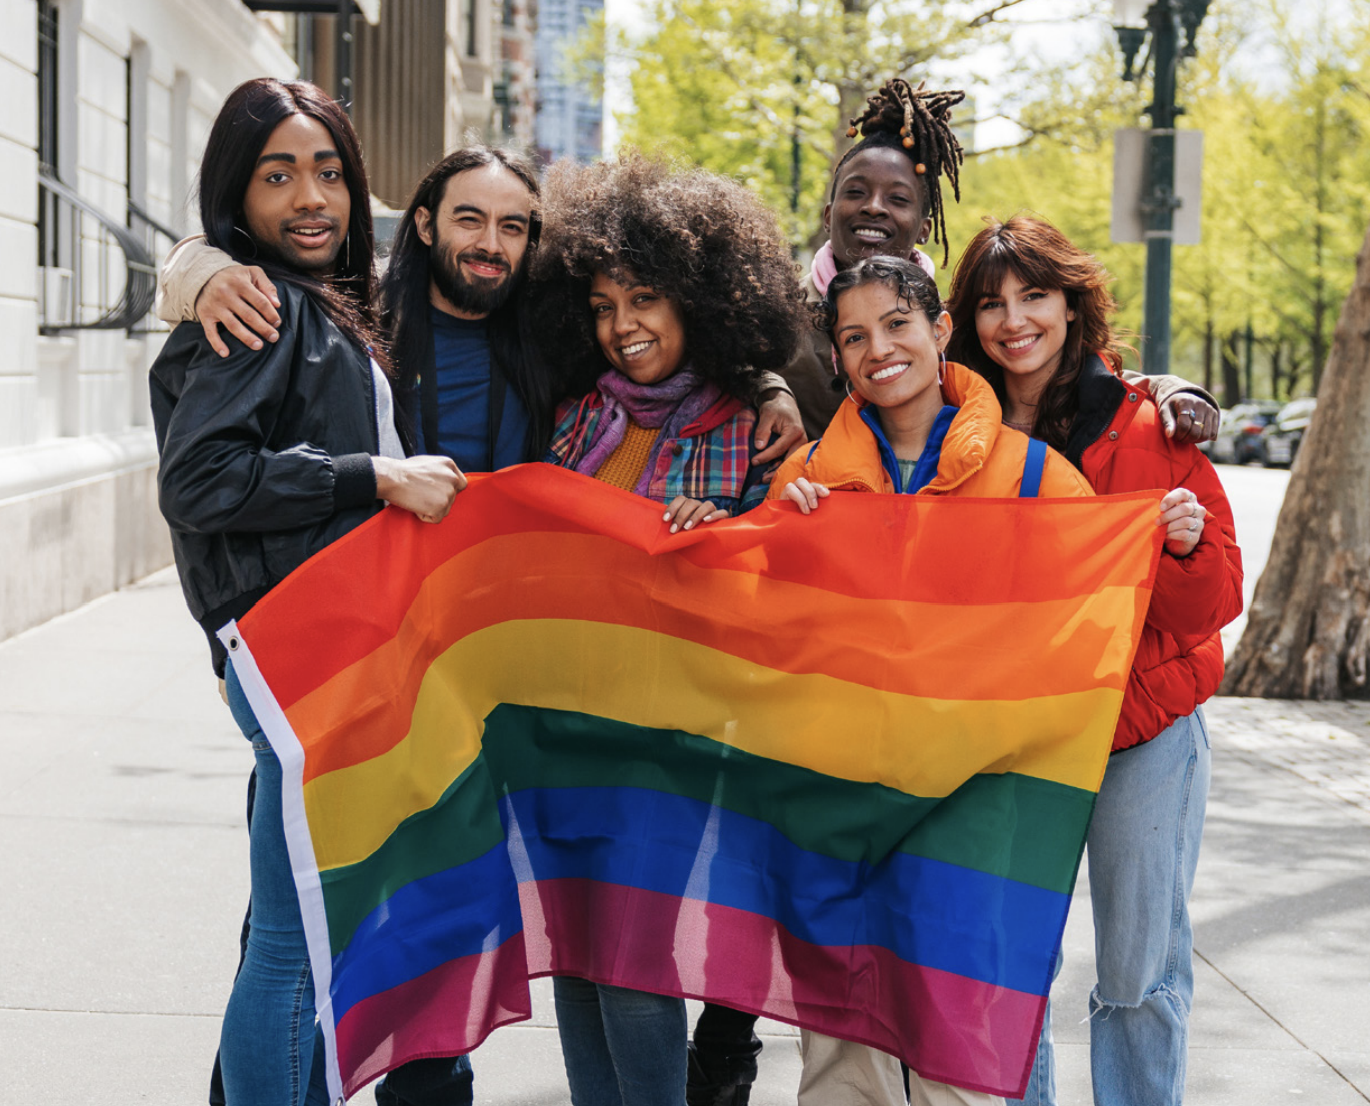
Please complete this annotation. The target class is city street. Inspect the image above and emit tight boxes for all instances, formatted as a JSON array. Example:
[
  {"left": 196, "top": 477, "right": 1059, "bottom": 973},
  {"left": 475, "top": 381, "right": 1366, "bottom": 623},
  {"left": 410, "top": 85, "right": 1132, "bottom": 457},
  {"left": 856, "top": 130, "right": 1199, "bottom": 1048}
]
[{"left": 3, "top": 462, "right": 1367, "bottom": 1106}]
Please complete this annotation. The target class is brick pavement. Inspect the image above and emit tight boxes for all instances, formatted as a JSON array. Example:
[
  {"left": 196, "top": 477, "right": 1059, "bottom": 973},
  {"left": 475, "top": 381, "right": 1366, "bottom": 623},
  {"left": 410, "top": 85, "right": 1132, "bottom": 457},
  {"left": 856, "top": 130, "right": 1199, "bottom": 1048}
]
[{"left": 1205, "top": 696, "right": 1370, "bottom": 818}]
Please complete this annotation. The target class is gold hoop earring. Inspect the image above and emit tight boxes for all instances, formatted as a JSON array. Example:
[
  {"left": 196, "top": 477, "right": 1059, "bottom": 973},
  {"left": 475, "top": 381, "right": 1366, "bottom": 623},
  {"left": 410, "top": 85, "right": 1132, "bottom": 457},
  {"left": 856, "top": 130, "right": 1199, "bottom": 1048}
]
[{"left": 844, "top": 378, "right": 855, "bottom": 401}]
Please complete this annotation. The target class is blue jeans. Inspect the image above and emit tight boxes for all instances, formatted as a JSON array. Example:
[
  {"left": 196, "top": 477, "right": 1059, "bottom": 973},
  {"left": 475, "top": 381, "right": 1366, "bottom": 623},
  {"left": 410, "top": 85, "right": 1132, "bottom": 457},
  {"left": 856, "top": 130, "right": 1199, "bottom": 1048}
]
[
  {"left": 553, "top": 977, "right": 688, "bottom": 1105},
  {"left": 1015, "top": 709, "right": 1211, "bottom": 1106},
  {"left": 221, "top": 660, "right": 329, "bottom": 1106}
]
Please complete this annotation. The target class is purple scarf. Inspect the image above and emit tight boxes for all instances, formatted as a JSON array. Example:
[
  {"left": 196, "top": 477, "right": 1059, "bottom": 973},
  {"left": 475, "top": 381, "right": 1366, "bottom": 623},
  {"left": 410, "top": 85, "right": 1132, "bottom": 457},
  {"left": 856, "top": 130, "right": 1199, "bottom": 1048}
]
[{"left": 573, "top": 367, "right": 722, "bottom": 495}]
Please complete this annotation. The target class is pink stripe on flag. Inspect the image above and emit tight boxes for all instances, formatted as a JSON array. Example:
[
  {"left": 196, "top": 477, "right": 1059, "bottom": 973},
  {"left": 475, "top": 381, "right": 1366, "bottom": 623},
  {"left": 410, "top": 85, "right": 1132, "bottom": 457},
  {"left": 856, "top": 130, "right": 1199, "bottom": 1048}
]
[
  {"left": 521, "top": 878, "right": 1045, "bottom": 1098},
  {"left": 333, "top": 931, "right": 532, "bottom": 1097}
]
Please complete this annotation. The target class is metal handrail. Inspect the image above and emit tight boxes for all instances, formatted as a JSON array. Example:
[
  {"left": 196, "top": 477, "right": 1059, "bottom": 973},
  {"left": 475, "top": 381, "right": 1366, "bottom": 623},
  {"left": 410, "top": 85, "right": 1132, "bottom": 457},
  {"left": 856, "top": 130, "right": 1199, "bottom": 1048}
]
[
  {"left": 128, "top": 199, "right": 182, "bottom": 246},
  {"left": 38, "top": 169, "right": 157, "bottom": 333},
  {"left": 127, "top": 199, "right": 185, "bottom": 335}
]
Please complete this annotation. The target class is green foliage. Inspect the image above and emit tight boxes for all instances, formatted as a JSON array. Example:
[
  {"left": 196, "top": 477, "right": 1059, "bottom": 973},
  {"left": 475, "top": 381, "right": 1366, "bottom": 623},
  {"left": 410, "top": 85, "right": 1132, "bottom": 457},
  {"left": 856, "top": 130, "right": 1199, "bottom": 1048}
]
[
  {"left": 599, "top": 0, "right": 1370, "bottom": 396},
  {"left": 610, "top": 0, "right": 1048, "bottom": 243},
  {"left": 941, "top": 46, "right": 1144, "bottom": 350}
]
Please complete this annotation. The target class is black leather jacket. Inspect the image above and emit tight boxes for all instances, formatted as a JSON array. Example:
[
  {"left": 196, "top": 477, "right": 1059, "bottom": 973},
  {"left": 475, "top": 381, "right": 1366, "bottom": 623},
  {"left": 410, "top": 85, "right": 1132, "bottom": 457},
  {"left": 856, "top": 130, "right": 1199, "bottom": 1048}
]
[{"left": 151, "top": 281, "right": 385, "bottom": 675}]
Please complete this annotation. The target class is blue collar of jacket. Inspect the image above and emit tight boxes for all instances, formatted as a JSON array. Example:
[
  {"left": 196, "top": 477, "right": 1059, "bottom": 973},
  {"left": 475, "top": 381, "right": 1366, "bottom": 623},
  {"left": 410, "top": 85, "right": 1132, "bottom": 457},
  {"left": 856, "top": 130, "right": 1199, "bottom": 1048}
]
[{"left": 858, "top": 403, "right": 960, "bottom": 494}]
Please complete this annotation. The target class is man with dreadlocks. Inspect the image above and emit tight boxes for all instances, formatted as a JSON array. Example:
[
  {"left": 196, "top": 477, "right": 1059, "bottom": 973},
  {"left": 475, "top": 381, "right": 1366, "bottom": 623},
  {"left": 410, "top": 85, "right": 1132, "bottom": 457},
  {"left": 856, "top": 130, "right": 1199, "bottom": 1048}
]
[{"left": 780, "top": 77, "right": 1219, "bottom": 448}]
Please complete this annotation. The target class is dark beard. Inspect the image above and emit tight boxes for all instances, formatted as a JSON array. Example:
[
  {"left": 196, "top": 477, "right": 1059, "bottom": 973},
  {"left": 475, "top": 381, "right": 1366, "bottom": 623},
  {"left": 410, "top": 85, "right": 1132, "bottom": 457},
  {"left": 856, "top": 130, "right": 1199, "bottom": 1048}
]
[{"left": 430, "top": 246, "right": 517, "bottom": 316}]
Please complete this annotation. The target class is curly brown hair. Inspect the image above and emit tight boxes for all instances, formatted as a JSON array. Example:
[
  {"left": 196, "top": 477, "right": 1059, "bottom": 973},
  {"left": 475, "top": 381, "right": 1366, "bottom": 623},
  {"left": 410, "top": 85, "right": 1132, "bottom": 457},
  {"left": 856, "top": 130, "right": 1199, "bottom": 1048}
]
[
  {"left": 945, "top": 215, "right": 1126, "bottom": 452},
  {"left": 529, "top": 154, "right": 806, "bottom": 401}
]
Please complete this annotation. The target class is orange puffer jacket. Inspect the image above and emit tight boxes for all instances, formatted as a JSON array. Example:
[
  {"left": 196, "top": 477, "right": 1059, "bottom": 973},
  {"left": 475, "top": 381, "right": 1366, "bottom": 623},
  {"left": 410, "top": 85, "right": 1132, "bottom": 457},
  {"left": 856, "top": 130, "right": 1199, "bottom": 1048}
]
[
  {"left": 1064, "top": 357, "right": 1244, "bottom": 752},
  {"left": 769, "top": 360, "right": 1095, "bottom": 500}
]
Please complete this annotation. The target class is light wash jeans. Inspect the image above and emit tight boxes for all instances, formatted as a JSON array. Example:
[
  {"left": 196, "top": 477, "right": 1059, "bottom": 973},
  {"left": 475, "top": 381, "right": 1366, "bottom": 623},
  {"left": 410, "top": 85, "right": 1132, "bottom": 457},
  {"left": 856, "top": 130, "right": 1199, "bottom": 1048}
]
[
  {"left": 553, "top": 976, "right": 688, "bottom": 1105},
  {"left": 221, "top": 660, "right": 329, "bottom": 1106},
  {"left": 1014, "top": 708, "right": 1211, "bottom": 1106}
]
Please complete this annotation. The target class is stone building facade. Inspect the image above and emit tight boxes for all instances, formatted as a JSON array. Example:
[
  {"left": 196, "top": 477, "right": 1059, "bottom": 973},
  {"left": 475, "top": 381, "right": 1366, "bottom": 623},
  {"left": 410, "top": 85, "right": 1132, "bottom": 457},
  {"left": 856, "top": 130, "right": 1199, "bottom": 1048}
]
[{"left": 0, "top": 0, "right": 501, "bottom": 642}]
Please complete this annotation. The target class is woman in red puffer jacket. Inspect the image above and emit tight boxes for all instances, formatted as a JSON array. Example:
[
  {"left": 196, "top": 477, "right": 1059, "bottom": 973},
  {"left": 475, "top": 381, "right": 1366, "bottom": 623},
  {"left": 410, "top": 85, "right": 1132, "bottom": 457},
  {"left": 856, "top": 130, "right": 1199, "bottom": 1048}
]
[{"left": 946, "top": 214, "right": 1243, "bottom": 1106}]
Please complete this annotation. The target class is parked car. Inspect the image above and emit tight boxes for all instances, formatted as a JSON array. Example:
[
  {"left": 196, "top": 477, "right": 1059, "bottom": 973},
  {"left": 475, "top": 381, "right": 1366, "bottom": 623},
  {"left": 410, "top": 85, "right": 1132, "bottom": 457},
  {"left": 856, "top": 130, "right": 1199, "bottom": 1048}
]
[
  {"left": 1207, "top": 400, "right": 1283, "bottom": 465},
  {"left": 1261, "top": 397, "right": 1317, "bottom": 467}
]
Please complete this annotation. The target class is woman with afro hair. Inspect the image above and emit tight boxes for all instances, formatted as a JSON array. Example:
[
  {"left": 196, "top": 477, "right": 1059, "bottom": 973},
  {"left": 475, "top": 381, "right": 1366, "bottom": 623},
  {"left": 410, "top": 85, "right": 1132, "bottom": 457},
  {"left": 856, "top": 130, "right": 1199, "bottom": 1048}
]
[
  {"left": 534, "top": 153, "right": 806, "bottom": 527},
  {"left": 529, "top": 152, "right": 807, "bottom": 1105}
]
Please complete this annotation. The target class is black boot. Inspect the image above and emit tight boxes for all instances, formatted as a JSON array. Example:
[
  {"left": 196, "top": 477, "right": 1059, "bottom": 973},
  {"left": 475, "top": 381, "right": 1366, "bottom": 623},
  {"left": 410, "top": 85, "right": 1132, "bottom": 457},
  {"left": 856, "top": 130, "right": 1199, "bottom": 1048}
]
[{"left": 685, "top": 1034, "right": 763, "bottom": 1106}]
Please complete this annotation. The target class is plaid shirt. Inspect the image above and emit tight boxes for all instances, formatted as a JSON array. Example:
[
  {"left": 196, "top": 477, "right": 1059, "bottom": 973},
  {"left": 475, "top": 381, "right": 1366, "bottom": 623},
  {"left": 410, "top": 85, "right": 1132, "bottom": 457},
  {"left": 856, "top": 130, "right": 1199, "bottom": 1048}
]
[{"left": 546, "top": 388, "right": 769, "bottom": 514}]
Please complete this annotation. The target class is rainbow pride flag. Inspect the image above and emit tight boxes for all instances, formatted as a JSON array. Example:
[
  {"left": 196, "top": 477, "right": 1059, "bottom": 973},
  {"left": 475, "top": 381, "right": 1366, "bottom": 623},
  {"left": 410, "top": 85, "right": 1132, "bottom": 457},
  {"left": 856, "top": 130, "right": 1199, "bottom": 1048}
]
[{"left": 225, "top": 464, "right": 1163, "bottom": 1101}]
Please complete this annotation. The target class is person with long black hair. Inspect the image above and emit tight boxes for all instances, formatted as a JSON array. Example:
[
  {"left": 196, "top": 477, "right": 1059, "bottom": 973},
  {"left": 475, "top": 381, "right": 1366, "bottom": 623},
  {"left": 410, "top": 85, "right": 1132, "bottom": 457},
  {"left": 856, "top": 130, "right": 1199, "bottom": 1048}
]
[
  {"left": 150, "top": 77, "right": 465, "bottom": 1106},
  {"left": 162, "top": 144, "right": 559, "bottom": 1106}
]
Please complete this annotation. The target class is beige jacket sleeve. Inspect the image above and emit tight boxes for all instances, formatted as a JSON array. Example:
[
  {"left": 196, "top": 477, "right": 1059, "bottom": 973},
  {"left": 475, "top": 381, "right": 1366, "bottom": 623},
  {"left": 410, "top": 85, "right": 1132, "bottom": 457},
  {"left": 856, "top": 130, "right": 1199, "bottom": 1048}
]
[
  {"left": 1121, "top": 369, "right": 1218, "bottom": 412},
  {"left": 154, "top": 234, "right": 238, "bottom": 323}
]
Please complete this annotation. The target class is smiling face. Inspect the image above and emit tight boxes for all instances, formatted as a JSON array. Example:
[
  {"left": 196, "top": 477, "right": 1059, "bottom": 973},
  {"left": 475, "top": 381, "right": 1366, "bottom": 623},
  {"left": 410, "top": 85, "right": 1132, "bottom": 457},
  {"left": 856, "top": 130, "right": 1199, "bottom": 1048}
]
[
  {"left": 823, "top": 147, "right": 933, "bottom": 270},
  {"left": 834, "top": 281, "right": 950, "bottom": 412},
  {"left": 416, "top": 164, "right": 535, "bottom": 319},
  {"left": 589, "top": 270, "right": 688, "bottom": 386},
  {"left": 242, "top": 113, "right": 350, "bottom": 274},
  {"left": 973, "top": 272, "right": 1075, "bottom": 390}
]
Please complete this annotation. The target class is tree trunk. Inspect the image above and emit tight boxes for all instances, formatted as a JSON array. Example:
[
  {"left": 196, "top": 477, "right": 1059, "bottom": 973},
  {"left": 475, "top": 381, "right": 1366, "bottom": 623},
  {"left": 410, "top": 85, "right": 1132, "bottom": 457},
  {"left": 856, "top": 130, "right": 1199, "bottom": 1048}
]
[
  {"left": 1202, "top": 315, "right": 1214, "bottom": 396},
  {"left": 1222, "top": 222, "right": 1370, "bottom": 699},
  {"left": 1221, "top": 330, "right": 1242, "bottom": 405}
]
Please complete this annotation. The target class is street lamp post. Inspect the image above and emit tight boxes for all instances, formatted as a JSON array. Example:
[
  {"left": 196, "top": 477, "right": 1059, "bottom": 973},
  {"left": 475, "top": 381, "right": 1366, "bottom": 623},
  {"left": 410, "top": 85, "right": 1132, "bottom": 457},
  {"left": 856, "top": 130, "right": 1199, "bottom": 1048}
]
[{"left": 1113, "top": 0, "right": 1211, "bottom": 375}]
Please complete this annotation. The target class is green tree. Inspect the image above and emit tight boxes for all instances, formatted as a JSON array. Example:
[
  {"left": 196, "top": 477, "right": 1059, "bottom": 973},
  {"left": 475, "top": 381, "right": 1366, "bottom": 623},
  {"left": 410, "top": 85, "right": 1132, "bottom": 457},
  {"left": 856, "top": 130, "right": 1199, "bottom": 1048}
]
[
  {"left": 610, "top": 0, "right": 1095, "bottom": 243},
  {"left": 1237, "top": 4, "right": 1370, "bottom": 394}
]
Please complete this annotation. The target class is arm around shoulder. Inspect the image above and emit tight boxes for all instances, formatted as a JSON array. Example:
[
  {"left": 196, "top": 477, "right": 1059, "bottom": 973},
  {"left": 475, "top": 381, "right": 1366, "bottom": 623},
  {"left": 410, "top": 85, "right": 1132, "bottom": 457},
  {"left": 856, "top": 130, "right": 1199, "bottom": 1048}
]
[
  {"left": 155, "top": 235, "right": 236, "bottom": 323},
  {"left": 1121, "top": 370, "right": 1217, "bottom": 412}
]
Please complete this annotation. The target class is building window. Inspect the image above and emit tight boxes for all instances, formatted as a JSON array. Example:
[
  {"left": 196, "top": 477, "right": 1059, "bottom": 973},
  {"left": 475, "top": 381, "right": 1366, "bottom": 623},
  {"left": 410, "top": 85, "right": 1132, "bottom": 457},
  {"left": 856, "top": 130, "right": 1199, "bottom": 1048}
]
[
  {"left": 37, "top": 0, "right": 61, "bottom": 271},
  {"left": 466, "top": 0, "right": 479, "bottom": 57},
  {"left": 37, "top": 0, "right": 58, "bottom": 171}
]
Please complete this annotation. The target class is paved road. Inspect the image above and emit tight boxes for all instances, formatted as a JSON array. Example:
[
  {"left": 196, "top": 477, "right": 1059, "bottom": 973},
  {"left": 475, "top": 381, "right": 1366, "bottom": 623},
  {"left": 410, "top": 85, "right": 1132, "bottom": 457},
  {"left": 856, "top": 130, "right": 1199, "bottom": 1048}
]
[
  {"left": 1210, "top": 461, "right": 1291, "bottom": 656},
  {"left": 5, "top": 459, "right": 1366, "bottom": 1106}
]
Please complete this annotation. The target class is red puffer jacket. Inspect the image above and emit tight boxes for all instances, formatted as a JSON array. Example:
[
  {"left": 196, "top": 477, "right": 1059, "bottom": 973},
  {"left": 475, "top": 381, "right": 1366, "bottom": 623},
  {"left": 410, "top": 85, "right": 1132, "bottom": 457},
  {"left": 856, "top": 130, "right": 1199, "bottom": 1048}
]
[{"left": 1065, "top": 356, "right": 1244, "bottom": 752}]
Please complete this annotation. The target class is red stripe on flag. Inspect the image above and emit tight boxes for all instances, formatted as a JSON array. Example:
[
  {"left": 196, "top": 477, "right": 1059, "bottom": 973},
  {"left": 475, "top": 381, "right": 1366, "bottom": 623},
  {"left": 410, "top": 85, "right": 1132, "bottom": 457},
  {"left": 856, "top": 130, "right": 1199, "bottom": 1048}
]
[
  {"left": 521, "top": 878, "right": 1045, "bottom": 1099},
  {"left": 240, "top": 467, "right": 1161, "bottom": 710},
  {"left": 332, "top": 931, "right": 532, "bottom": 1098}
]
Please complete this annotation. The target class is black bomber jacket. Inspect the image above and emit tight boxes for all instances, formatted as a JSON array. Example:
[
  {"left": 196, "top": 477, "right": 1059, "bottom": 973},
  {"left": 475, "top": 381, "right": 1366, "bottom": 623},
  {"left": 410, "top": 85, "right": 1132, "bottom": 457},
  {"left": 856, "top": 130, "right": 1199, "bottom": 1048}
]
[{"left": 150, "top": 280, "right": 387, "bottom": 675}]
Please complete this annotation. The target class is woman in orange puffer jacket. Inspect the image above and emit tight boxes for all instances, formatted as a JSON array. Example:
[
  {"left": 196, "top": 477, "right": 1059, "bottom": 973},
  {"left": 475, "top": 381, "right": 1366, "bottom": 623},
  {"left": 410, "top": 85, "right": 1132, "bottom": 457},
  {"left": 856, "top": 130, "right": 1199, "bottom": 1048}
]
[
  {"left": 768, "top": 254, "right": 1094, "bottom": 1106},
  {"left": 945, "top": 215, "right": 1243, "bottom": 1106}
]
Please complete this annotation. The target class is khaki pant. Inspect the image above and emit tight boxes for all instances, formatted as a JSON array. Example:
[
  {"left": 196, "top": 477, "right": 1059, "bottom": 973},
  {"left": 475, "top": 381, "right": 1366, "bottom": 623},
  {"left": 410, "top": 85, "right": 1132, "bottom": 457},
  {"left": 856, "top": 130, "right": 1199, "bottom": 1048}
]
[{"left": 798, "top": 1030, "right": 1006, "bottom": 1106}]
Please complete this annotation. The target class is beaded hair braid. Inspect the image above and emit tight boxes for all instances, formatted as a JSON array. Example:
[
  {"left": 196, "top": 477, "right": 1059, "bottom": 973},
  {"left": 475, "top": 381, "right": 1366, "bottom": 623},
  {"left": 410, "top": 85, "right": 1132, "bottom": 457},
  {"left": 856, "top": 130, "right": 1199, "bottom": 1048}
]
[{"left": 840, "top": 78, "right": 965, "bottom": 266}]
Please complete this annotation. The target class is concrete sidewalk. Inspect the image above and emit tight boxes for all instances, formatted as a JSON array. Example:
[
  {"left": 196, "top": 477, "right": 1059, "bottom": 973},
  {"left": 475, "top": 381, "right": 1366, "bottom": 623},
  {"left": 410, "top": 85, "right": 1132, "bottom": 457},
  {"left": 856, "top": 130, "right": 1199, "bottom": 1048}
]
[{"left": 2, "top": 567, "right": 1367, "bottom": 1106}]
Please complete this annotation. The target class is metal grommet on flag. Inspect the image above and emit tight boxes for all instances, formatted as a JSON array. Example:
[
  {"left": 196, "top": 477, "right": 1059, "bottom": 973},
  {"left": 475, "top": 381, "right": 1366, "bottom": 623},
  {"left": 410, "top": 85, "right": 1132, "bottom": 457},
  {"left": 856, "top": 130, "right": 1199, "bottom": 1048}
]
[{"left": 227, "top": 635, "right": 240, "bottom": 651}]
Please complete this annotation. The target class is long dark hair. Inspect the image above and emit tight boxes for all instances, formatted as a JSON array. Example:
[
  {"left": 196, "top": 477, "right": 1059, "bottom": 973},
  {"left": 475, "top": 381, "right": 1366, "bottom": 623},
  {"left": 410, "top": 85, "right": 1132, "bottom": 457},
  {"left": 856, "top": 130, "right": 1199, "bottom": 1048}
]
[
  {"left": 379, "top": 146, "right": 551, "bottom": 454},
  {"left": 197, "top": 78, "right": 382, "bottom": 364},
  {"left": 945, "top": 215, "right": 1124, "bottom": 451}
]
